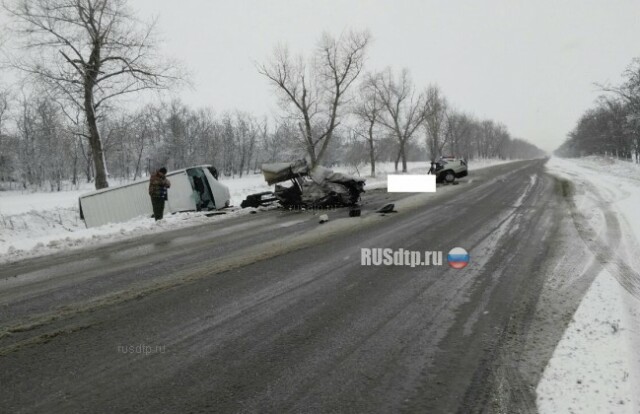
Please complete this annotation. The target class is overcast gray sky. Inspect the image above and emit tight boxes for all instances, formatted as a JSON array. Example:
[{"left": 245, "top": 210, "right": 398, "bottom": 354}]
[{"left": 131, "top": 0, "right": 640, "bottom": 152}]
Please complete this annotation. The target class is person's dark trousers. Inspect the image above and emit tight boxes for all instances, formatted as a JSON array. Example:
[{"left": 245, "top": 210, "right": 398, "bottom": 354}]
[{"left": 151, "top": 197, "right": 165, "bottom": 220}]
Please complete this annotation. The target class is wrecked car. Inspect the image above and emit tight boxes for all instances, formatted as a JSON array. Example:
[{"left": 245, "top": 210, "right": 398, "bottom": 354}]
[
  {"left": 429, "top": 157, "right": 468, "bottom": 183},
  {"left": 241, "top": 160, "right": 365, "bottom": 208}
]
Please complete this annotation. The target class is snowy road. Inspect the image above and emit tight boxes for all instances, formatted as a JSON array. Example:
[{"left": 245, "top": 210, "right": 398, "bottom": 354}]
[{"left": 0, "top": 159, "right": 610, "bottom": 413}]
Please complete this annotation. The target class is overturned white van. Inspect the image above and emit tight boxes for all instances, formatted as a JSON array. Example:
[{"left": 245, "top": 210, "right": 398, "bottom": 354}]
[{"left": 79, "top": 165, "right": 230, "bottom": 228}]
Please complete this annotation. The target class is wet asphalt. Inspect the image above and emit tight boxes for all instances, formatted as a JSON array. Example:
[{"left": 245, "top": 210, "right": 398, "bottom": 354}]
[{"left": 0, "top": 159, "right": 596, "bottom": 413}]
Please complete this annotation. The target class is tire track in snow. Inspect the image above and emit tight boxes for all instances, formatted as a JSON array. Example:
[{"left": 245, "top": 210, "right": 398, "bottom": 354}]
[{"left": 563, "top": 178, "right": 640, "bottom": 300}]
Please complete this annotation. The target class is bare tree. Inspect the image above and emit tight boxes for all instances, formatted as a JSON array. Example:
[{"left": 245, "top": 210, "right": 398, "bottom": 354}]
[
  {"left": 424, "top": 85, "right": 448, "bottom": 161},
  {"left": 234, "top": 112, "right": 257, "bottom": 177},
  {"left": 252, "top": 118, "right": 269, "bottom": 171},
  {"left": 353, "top": 75, "right": 381, "bottom": 176},
  {"left": 11, "top": 90, "right": 74, "bottom": 189},
  {"left": 130, "top": 107, "right": 153, "bottom": 180},
  {"left": 599, "top": 58, "right": 640, "bottom": 162},
  {"left": 600, "top": 58, "right": 640, "bottom": 113},
  {"left": 0, "top": 88, "right": 14, "bottom": 182},
  {"left": 261, "top": 118, "right": 300, "bottom": 163},
  {"left": 0, "top": 89, "right": 9, "bottom": 150},
  {"left": 258, "top": 30, "right": 370, "bottom": 168},
  {"left": 444, "top": 111, "right": 474, "bottom": 159},
  {"left": 372, "top": 68, "right": 426, "bottom": 172},
  {"left": 3, "top": 0, "right": 182, "bottom": 189},
  {"left": 0, "top": 89, "right": 7, "bottom": 135}
]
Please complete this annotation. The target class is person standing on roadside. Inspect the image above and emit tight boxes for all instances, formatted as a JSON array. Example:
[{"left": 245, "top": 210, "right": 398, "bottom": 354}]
[{"left": 149, "top": 167, "right": 171, "bottom": 221}]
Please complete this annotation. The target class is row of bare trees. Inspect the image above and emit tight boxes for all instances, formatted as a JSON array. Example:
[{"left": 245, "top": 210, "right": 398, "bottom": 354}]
[
  {"left": 0, "top": 90, "right": 79, "bottom": 189},
  {"left": 0, "top": 83, "right": 445, "bottom": 188},
  {"left": 0, "top": 93, "right": 306, "bottom": 188},
  {"left": 556, "top": 58, "right": 640, "bottom": 162},
  {"left": 0, "top": 1, "right": 545, "bottom": 191},
  {"left": 0, "top": 83, "right": 544, "bottom": 189},
  {"left": 260, "top": 32, "right": 544, "bottom": 176},
  {"left": 349, "top": 72, "right": 544, "bottom": 175}
]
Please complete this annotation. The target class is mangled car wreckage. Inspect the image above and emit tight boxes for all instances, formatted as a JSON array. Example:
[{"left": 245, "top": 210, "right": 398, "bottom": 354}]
[{"left": 241, "top": 160, "right": 366, "bottom": 208}]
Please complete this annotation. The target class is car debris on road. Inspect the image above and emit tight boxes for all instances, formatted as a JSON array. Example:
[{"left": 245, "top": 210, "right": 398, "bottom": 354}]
[
  {"left": 241, "top": 160, "right": 366, "bottom": 209},
  {"left": 377, "top": 203, "right": 397, "bottom": 214}
]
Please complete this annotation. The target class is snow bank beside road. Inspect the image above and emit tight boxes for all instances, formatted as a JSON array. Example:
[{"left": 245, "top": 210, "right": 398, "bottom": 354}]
[
  {"left": 0, "top": 186, "right": 91, "bottom": 215},
  {"left": 0, "top": 174, "right": 269, "bottom": 263},
  {"left": 0, "top": 206, "right": 262, "bottom": 263},
  {"left": 0, "top": 158, "right": 517, "bottom": 263},
  {"left": 537, "top": 269, "right": 640, "bottom": 413},
  {"left": 539, "top": 156, "right": 640, "bottom": 413}
]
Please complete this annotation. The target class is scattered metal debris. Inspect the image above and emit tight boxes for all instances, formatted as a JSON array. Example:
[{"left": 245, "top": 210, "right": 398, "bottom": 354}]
[
  {"left": 240, "top": 191, "right": 278, "bottom": 208},
  {"left": 242, "top": 160, "right": 366, "bottom": 209},
  {"left": 377, "top": 203, "right": 396, "bottom": 214}
]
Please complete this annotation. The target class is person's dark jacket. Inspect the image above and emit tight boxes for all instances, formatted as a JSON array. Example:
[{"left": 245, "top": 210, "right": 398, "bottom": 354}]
[{"left": 149, "top": 172, "right": 171, "bottom": 199}]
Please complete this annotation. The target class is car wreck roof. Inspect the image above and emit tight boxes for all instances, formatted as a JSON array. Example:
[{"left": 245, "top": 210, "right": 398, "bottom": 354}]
[
  {"left": 261, "top": 160, "right": 310, "bottom": 185},
  {"left": 261, "top": 160, "right": 365, "bottom": 186}
]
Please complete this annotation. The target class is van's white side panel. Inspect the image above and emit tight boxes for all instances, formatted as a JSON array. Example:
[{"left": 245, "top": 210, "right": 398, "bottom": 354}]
[
  {"left": 81, "top": 181, "right": 152, "bottom": 228},
  {"left": 79, "top": 165, "right": 229, "bottom": 228},
  {"left": 81, "top": 172, "right": 197, "bottom": 228}
]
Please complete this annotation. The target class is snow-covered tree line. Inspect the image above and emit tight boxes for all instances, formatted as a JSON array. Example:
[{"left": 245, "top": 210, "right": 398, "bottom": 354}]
[
  {"left": 259, "top": 33, "right": 545, "bottom": 176},
  {"left": 0, "top": 85, "right": 545, "bottom": 189},
  {"left": 0, "top": 1, "right": 545, "bottom": 191},
  {"left": 0, "top": 91, "right": 418, "bottom": 188},
  {"left": 0, "top": 94, "right": 295, "bottom": 187},
  {"left": 556, "top": 58, "right": 640, "bottom": 162}
]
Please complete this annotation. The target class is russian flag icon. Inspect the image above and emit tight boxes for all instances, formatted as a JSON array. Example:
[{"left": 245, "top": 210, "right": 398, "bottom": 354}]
[{"left": 447, "top": 247, "right": 469, "bottom": 269}]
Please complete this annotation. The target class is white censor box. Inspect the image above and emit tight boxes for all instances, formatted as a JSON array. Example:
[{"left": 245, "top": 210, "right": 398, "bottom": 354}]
[{"left": 387, "top": 174, "right": 436, "bottom": 192}]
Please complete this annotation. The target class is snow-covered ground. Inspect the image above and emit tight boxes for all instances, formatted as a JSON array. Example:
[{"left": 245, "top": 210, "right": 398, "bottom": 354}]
[
  {"left": 539, "top": 156, "right": 640, "bottom": 413},
  {"left": 0, "top": 158, "right": 515, "bottom": 263}
]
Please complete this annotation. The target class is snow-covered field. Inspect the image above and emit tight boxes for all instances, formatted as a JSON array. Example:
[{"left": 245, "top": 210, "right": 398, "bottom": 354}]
[
  {"left": 539, "top": 156, "right": 640, "bottom": 413},
  {"left": 0, "top": 159, "right": 515, "bottom": 263}
]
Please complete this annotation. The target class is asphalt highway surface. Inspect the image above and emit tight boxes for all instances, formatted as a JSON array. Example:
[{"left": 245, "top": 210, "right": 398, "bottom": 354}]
[{"left": 0, "top": 159, "right": 601, "bottom": 413}]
